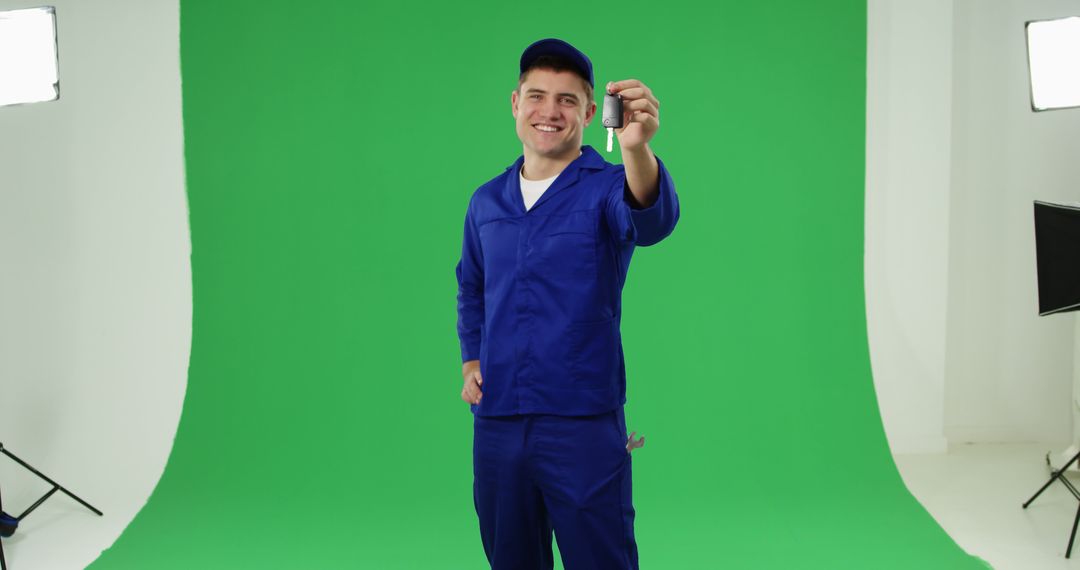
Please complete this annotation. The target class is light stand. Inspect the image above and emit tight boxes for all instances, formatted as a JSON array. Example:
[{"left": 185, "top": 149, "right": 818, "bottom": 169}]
[
  {"left": 1023, "top": 449, "right": 1080, "bottom": 557},
  {"left": 0, "top": 442, "right": 102, "bottom": 570},
  {"left": 1026, "top": 200, "right": 1080, "bottom": 557}
]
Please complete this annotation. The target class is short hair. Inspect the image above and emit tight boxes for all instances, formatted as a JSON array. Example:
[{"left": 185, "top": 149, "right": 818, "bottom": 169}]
[{"left": 518, "top": 55, "right": 594, "bottom": 104}]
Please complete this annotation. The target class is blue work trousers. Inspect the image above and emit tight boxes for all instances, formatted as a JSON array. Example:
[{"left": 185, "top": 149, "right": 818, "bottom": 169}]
[{"left": 472, "top": 407, "right": 639, "bottom": 569}]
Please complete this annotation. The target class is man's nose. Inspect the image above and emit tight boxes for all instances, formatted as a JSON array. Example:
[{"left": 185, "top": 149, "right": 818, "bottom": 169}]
[{"left": 542, "top": 98, "right": 562, "bottom": 120}]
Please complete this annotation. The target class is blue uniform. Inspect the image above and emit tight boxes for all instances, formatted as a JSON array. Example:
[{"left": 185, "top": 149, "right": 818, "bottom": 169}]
[{"left": 457, "top": 144, "right": 679, "bottom": 569}]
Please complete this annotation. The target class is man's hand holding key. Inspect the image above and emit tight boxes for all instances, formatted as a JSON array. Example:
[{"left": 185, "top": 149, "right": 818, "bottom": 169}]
[{"left": 605, "top": 79, "right": 661, "bottom": 153}]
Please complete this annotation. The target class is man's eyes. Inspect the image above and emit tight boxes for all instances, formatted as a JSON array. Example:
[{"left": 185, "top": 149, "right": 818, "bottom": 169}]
[{"left": 528, "top": 94, "right": 576, "bottom": 105}]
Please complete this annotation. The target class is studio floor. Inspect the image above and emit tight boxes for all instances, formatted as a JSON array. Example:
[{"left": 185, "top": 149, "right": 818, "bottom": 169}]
[
  {"left": 5, "top": 444, "right": 1080, "bottom": 568},
  {"left": 897, "top": 443, "right": 1080, "bottom": 569}
]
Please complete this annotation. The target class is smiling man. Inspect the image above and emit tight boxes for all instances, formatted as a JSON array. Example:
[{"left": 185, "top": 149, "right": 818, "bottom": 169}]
[{"left": 455, "top": 38, "right": 680, "bottom": 570}]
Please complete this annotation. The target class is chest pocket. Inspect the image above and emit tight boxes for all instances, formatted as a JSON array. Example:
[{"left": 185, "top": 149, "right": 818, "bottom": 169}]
[
  {"left": 536, "top": 209, "right": 598, "bottom": 281},
  {"left": 478, "top": 218, "right": 520, "bottom": 283}
]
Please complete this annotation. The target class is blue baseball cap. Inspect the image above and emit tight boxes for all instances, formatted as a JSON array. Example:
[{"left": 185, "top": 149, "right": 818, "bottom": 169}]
[{"left": 519, "top": 38, "right": 594, "bottom": 88}]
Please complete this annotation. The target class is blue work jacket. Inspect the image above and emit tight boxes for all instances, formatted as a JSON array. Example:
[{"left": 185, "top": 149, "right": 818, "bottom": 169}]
[{"left": 456, "top": 145, "right": 679, "bottom": 416}]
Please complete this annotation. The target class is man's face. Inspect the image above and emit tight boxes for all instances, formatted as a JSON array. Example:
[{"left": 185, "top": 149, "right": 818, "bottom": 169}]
[{"left": 512, "top": 68, "right": 597, "bottom": 160}]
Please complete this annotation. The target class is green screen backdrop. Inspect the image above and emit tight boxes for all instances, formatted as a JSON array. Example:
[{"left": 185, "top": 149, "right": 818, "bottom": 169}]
[{"left": 88, "top": 1, "right": 990, "bottom": 568}]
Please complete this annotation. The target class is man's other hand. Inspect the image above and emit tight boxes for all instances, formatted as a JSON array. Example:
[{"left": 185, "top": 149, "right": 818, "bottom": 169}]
[{"left": 461, "top": 359, "right": 483, "bottom": 405}]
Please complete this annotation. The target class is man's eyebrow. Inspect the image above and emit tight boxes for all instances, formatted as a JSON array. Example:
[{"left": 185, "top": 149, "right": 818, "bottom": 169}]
[{"left": 524, "top": 88, "right": 580, "bottom": 100}]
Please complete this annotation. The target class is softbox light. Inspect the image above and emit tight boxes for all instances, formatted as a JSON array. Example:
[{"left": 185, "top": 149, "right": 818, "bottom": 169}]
[{"left": 1026, "top": 16, "right": 1080, "bottom": 112}]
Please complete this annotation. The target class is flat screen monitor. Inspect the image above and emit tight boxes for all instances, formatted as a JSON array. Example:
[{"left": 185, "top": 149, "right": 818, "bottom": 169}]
[{"left": 1034, "top": 200, "right": 1080, "bottom": 315}]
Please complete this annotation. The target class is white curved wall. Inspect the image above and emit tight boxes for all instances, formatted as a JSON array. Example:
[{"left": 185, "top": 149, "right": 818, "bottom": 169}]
[
  {"left": 868, "top": 0, "right": 1080, "bottom": 454},
  {"left": 866, "top": 0, "right": 954, "bottom": 454},
  {"left": 0, "top": 1, "right": 188, "bottom": 568}
]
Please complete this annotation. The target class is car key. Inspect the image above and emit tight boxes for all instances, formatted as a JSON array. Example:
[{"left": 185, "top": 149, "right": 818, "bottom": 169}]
[{"left": 602, "top": 92, "right": 623, "bottom": 152}]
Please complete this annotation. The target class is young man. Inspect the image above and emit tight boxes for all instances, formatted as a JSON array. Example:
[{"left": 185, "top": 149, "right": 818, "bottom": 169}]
[{"left": 455, "top": 38, "right": 679, "bottom": 569}]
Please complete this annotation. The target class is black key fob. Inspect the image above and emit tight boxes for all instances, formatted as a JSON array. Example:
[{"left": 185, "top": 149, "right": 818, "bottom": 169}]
[{"left": 602, "top": 93, "right": 623, "bottom": 129}]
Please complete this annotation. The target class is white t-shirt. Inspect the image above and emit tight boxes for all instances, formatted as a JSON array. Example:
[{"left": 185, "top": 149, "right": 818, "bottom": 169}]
[
  {"left": 520, "top": 169, "right": 558, "bottom": 211},
  {"left": 520, "top": 151, "right": 582, "bottom": 211}
]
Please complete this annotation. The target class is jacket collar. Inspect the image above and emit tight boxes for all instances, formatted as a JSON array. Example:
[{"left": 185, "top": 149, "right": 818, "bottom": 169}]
[
  {"left": 505, "top": 146, "right": 606, "bottom": 213},
  {"left": 506, "top": 145, "right": 606, "bottom": 174}
]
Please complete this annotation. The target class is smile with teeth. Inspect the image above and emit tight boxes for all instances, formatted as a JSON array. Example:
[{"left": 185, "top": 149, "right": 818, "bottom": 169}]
[{"left": 534, "top": 124, "right": 563, "bottom": 133}]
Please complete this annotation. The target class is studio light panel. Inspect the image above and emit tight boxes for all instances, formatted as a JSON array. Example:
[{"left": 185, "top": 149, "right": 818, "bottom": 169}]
[
  {"left": 0, "top": 6, "right": 59, "bottom": 108},
  {"left": 1026, "top": 16, "right": 1080, "bottom": 112}
]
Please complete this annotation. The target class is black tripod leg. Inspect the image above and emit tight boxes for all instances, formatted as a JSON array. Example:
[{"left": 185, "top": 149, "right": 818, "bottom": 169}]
[
  {"left": 1026, "top": 473, "right": 1064, "bottom": 508},
  {"left": 1068, "top": 501, "right": 1080, "bottom": 558},
  {"left": 0, "top": 476, "right": 5, "bottom": 570},
  {"left": 1025, "top": 450, "right": 1080, "bottom": 508},
  {"left": 0, "top": 448, "right": 102, "bottom": 517}
]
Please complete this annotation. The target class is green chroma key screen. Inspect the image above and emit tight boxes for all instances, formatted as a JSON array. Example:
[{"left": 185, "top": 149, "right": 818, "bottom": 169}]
[{"left": 88, "top": 1, "right": 989, "bottom": 568}]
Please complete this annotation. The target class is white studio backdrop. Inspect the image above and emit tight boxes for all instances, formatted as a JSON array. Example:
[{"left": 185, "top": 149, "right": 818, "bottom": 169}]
[
  {"left": 866, "top": 0, "right": 954, "bottom": 455},
  {"left": 867, "top": 0, "right": 1080, "bottom": 456},
  {"left": 0, "top": 0, "right": 188, "bottom": 569}
]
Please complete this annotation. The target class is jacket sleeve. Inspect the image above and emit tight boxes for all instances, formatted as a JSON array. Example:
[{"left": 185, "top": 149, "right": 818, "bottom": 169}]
[
  {"left": 603, "top": 155, "right": 680, "bottom": 247},
  {"left": 456, "top": 201, "right": 484, "bottom": 363}
]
